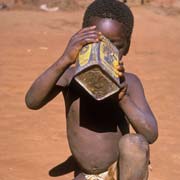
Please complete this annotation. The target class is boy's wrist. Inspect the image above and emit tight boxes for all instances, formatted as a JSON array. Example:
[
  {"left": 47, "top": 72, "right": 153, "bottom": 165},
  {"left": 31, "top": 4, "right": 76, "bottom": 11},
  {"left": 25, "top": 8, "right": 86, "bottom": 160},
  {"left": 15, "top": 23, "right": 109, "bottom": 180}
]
[
  {"left": 56, "top": 55, "right": 72, "bottom": 71},
  {"left": 61, "top": 53, "right": 76, "bottom": 65}
]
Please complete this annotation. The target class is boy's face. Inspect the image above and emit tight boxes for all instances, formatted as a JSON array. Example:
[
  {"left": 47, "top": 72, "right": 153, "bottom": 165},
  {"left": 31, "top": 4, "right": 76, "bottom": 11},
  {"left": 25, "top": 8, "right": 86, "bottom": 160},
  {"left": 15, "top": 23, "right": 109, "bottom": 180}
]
[{"left": 89, "top": 17, "right": 129, "bottom": 57}]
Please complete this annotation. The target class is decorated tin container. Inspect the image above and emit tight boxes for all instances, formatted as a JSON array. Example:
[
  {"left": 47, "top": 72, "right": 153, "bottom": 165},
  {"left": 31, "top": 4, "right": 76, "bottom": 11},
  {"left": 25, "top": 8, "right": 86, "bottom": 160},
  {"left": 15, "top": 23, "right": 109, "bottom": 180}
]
[{"left": 74, "top": 35, "right": 121, "bottom": 101}]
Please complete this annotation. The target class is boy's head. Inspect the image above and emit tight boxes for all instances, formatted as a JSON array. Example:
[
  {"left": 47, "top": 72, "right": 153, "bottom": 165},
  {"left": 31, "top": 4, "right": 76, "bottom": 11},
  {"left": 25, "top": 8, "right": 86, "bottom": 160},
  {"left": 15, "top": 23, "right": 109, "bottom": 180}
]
[{"left": 82, "top": 0, "right": 134, "bottom": 55}]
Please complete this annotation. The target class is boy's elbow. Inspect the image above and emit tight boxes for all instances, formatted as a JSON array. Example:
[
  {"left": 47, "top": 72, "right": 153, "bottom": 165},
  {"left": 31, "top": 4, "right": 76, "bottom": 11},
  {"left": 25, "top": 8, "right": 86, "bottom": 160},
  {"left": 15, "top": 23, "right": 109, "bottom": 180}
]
[
  {"left": 25, "top": 102, "right": 41, "bottom": 110},
  {"left": 25, "top": 94, "right": 42, "bottom": 110},
  {"left": 146, "top": 119, "right": 159, "bottom": 144},
  {"left": 147, "top": 130, "right": 159, "bottom": 144}
]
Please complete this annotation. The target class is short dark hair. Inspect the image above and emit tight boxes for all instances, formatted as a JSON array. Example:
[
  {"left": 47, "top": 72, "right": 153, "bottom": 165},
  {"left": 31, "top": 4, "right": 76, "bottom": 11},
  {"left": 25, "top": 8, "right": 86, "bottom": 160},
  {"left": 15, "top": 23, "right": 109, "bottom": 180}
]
[{"left": 82, "top": 0, "right": 134, "bottom": 39}]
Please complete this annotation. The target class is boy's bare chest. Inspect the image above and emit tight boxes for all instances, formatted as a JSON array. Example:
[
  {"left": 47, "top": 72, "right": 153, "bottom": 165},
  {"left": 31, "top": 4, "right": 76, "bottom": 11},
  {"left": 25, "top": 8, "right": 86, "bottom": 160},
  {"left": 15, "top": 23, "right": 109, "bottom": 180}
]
[{"left": 63, "top": 84, "right": 129, "bottom": 134}]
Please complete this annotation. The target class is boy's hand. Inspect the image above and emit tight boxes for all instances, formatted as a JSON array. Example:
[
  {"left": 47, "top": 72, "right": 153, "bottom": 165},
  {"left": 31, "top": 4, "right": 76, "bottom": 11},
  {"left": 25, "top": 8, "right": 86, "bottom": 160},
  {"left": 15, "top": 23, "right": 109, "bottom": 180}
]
[
  {"left": 118, "top": 83, "right": 128, "bottom": 101},
  {"left": 62, "top": 26, "right": 101, "bottom": 65},
  {"left": 115, "top": 60, "right": 128, "bottom": 101}
]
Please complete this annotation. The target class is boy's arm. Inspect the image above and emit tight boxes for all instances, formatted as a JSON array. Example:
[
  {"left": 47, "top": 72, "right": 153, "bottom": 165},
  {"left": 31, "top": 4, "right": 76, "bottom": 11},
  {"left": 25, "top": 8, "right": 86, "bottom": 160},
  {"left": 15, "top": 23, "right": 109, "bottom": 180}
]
[
  {"left": 25, "top": 56, "right": 71, "bottom": 110},
  {"left": 25, "top": 26, "right": 101, "bottom": 110},
  {"left": 118, "top": 73, "right": 158, "bottom": 144}
]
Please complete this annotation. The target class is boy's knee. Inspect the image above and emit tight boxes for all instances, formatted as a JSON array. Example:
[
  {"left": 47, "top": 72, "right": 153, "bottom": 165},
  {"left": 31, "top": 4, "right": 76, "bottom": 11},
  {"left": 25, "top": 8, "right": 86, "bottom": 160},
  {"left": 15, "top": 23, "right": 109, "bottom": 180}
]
[{"left": 118, "top": 133, "right": 149, "bottom": 159}]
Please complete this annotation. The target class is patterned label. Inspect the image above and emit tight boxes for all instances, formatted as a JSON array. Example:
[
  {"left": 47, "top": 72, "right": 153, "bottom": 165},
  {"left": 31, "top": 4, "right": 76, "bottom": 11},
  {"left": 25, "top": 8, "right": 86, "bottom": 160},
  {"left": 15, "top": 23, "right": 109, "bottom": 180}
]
[
  {"left": 100, "top": 41, "right": 119, "bottom": 78},
  {"left": 78, "top": 44, "right": 92, "bottom": 66}
]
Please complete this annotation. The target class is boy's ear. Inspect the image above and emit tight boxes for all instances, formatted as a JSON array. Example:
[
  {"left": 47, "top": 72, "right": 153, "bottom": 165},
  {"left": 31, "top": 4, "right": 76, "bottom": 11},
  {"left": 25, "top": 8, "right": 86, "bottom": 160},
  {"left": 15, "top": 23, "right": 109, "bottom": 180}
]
[{"left": 123, "top": 39, "right": 131, "bottom": 56}]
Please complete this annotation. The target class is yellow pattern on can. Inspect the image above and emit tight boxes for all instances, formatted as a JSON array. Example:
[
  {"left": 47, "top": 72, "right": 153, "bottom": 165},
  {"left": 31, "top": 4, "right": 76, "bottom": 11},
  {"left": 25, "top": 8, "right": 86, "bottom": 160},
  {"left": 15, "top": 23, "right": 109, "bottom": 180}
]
[
  {"left": 78, "top": 44, "right": 92, "bottom": 67},
  {"left": 100, "top": 41, "right": 119, "bottom": 78}
]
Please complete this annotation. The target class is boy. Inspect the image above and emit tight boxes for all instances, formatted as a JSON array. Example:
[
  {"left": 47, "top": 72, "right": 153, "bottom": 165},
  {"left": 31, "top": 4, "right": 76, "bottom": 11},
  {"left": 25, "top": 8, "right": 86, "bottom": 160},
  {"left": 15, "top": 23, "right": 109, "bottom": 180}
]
[{"left": 25, "top": 0, "right": 158, "bottom": 179}]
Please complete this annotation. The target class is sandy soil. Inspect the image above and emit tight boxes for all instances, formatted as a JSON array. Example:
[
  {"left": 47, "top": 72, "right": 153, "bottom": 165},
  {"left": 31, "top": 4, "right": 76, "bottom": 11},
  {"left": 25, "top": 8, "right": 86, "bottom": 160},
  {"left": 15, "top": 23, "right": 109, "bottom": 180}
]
[{"left": 0, "top": 4, "right": 180, "bottom": 180}]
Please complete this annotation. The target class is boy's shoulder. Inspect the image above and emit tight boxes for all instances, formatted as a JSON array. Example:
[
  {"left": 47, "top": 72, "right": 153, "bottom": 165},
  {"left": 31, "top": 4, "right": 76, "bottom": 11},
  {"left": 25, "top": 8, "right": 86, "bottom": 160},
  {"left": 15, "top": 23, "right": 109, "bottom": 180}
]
[
  {"left": 124, "top": 72, "right": 144, "bottom": 93},
  {"left": 125, "top": 72, "right": 141, "bottom": 84}
]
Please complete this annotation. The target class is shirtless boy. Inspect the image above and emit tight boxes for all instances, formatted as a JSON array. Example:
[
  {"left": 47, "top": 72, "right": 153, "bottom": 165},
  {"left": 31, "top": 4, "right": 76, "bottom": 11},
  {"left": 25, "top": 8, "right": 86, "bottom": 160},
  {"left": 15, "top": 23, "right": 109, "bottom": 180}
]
[{"left": 25, "top": 0, "right": 158, "bottom": 180}]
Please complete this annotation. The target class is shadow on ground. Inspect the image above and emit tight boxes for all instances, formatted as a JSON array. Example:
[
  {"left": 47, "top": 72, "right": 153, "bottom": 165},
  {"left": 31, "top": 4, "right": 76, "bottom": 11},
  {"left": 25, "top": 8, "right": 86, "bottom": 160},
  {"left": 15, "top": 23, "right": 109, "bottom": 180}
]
[{"left": 49, "top": 155, "right": 81, "bottom": 177}]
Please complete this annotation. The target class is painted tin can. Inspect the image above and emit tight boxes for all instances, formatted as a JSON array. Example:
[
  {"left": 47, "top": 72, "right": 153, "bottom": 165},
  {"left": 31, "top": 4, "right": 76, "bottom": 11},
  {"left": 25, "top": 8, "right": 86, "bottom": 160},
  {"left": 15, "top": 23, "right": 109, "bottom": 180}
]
[{"left": 74, "top": 35, "right": 122, "bottom": 101}]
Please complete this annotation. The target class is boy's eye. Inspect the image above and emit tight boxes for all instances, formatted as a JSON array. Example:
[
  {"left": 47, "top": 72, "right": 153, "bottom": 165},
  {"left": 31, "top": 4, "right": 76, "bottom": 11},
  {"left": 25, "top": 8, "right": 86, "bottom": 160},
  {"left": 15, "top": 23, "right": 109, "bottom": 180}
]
[
  {"left": 111, "top": 42, "right": 124, "bottom": 50},
  {"left": 116, "top": 45, "right": 123, "bottom": 50},
  {"left": 110, "top": 39, "right": 124, "bottom": 50},
  {"left": 114, "top": 44, "right": 124, "bottom": 50}
]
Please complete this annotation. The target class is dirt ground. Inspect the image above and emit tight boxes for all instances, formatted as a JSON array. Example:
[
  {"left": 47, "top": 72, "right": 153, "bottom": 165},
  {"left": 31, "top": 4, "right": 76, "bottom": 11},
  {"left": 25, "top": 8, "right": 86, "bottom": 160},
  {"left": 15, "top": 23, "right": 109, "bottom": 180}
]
[{"left": 0, "top": 3, "right": 180, "bottom": 180}]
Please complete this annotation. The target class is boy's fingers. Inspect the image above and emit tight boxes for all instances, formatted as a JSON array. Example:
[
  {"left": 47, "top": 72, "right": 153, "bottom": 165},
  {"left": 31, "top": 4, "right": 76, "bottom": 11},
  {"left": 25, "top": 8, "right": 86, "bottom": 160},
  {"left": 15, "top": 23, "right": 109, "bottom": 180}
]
[
  {"left": 73, "top": 26, "right": 96, "bottom": 37},
  {"left": 114, "top": 67, "right": 126, "bottom": 83},
  {"left": 78, "top": 37, "right": 99, "bottom": 46},
  {"left": 119, "top": 61, "right": 124, "bottom": 66},
  {"left": 120, "top": 76, "right": 126, "bottom": 83},
  {"left": 79, "top": 26, "right": 96, "bottom": 34},
  {"left": 116, "top": 65, "right": 125, "bottom": 73},
  {"left": 118, "top": 84, "right": 128, "bottom": 101},
  {"left": 114, "top": 69, "right": 123, "bottom": 77},
  {"left": 70, "top": 34, "right": 99, "bottom": 49},
  {"left": 73, "top": 31, "right": 102, "bottom": 43},
  {"left": 119, "top": 66, "right": 125, "bottom": 73},
  {"left": 78, "top": 34, "right": 100, "bottom": 42},
  {"left": 79, "top": 31, "right": 101, "bottom": 39}
]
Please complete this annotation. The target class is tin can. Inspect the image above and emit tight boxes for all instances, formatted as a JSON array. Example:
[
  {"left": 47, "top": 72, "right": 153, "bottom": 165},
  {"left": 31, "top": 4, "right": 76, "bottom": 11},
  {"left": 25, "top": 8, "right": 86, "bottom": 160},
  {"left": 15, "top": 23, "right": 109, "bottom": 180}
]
[{"left": 74, "top": 36, "right": 122, "bottom": 101}]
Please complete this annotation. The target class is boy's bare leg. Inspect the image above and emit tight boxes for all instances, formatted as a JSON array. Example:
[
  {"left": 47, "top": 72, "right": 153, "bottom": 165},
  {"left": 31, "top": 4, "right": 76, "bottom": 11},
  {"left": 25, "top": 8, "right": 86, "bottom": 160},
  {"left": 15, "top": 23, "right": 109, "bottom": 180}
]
[
  {"left": 73, "top": 133, "right": 149, "bottom": 180},
  {"left": 118, "top": 134, "right": 149, "bottom": 180}
]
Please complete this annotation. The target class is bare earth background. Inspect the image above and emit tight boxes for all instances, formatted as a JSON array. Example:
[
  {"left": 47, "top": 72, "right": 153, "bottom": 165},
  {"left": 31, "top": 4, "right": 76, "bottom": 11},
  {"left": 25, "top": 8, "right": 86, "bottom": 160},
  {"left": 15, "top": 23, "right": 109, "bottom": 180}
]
[{"left": 0, "top": 1, "right": 180, "bottom": 180}]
